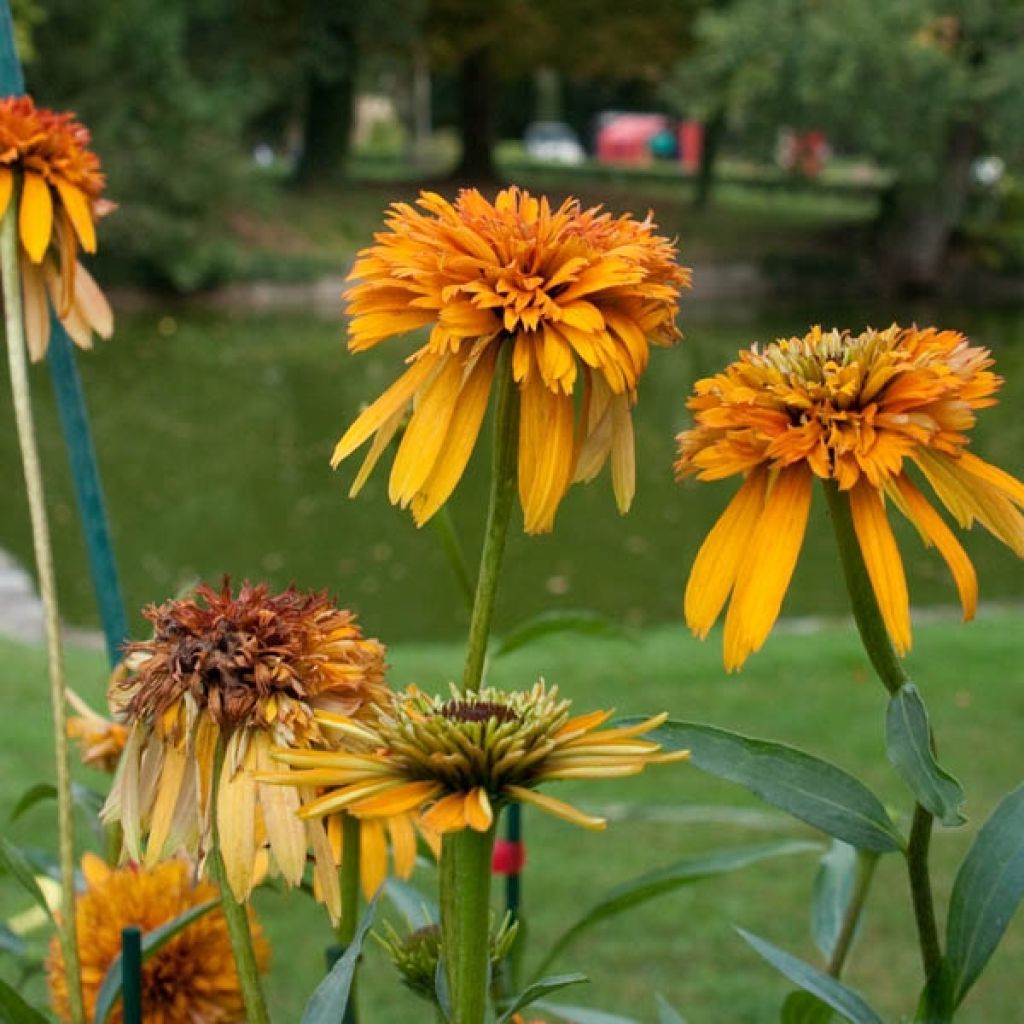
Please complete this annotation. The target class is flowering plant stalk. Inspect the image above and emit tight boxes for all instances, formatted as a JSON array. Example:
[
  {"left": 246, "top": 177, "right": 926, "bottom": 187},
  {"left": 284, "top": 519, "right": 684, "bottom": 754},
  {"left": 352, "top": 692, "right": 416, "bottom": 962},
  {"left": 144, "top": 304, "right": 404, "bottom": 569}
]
[
  {"left": 1, "top": 176, "right": 84, "bottom": 1024},
  {"left": 325, "top": 185, "right": 689, "bottom": 1023}
]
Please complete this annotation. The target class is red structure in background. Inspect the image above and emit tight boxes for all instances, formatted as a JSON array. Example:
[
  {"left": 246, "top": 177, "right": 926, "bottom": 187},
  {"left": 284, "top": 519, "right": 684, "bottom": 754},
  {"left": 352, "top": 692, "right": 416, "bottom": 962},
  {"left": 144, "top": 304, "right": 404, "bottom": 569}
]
[
  {"left": 595, "top": 113, "right": 706, "bottom": 170},
  {"left": 678, "top": 120, "right": 704, "bottom": 171},
  {"left": 777, "top": 129, "right": 829, "bottom": 177},
  {"left": 595, "top": 114, "right": 669, "bottom": 165}
]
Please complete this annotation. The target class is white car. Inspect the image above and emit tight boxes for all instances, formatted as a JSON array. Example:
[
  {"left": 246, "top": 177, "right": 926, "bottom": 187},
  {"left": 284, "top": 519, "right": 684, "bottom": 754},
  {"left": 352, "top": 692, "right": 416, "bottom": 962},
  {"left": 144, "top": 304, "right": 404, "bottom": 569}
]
[{"left": 523, "top": 122, "right": 586, "bottom": 165}]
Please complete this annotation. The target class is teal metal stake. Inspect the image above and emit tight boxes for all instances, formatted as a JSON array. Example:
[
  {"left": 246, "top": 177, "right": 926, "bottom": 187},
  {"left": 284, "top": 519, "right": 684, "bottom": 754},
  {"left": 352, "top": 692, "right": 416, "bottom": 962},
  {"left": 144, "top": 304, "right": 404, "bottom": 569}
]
[
  {"left": 121, "top": 927, "right": 142, "bottom": 1024},
  {"left": 0, "top": 4, "right": 129, "bottom": 667}
]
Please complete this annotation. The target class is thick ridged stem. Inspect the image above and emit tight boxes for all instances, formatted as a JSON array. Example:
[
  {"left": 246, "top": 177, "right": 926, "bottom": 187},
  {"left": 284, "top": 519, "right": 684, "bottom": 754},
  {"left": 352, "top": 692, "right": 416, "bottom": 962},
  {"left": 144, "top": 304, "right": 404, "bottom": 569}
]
[
  {"left": 337, "top": 813, "right": 361, "bottom": 1024},
  {"left": 462, "top": 344, "right": 519, "bottom": 692},
  {"left": 824, "top": 481, "right": 942, "bottom": 981},
  {"left": 1, "top": 192, "right": 85, "bottom": 1024},
  {"left": 826, "top": 850, "right": 880, "bottom": 977},
  {"left": 440, "top": 827, "right": 497, "bottom": 1024},
  {"left": 208, "top": 740, "right": 272, "bottom": 1024}
]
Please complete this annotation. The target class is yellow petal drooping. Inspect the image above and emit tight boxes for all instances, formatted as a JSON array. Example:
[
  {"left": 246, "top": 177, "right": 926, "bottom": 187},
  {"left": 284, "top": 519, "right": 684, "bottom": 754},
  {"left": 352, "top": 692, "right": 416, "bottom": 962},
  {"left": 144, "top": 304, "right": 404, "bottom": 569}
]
[{"left": 19, "top": 171, "right": 53, "bottom": 263}]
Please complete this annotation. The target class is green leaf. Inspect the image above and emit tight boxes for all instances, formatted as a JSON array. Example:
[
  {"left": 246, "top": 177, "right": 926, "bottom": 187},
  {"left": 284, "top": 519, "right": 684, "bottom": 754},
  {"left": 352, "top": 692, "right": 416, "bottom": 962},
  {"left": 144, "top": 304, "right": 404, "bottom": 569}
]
[
  {"left": 8, "top": 784, "right": 57, "bottom": 822},
  {"left": 498, "top": 973, "right": 589, "bottom": 1022},
  {"left": 915, "top": 958, "right": 954, "bottom": 1024},
  {"left": 493, "top": 610, "right": 627, "bottom": 659},
  {"left": 534, "top": 840, "right": 818, "bottom": 977},
  {"left": 0, "top": 838, "right": 55, "bottom": 927},
  {"left": 301, "top": 893, "right": 379, "bottom": 1024},
  {"left": 0, "top": 977, "right": 49, "bottom": 1023},
  {"left": 737, "top": 929, "right": 884, "bottom": 1024},
  {"left": 885, "top": 684, "right": 966, "bottom": 827},
  {"left": 654, "top": 992, "right": 688, "bottom": 1023},
  {"left": 945, "top": 782, "right": 1024, "bottom": 1006},
  {"left": 642, "top": 722, "right": 904, "bottom": 853},
  {"left": 93, "top": 899, "right": 218, "bottom": 1024},
  {"left": 811, "top": 841, "right": 858, "bottom": 962},
  {"left": 383, "top": 878, "right": 437, "bottom": 928},
  {"left": 781, "top": 990, "right": 834, "bottom": 1024},
  {"left": 535, "top": 1003, "right": 642, "bottom": 1024}
]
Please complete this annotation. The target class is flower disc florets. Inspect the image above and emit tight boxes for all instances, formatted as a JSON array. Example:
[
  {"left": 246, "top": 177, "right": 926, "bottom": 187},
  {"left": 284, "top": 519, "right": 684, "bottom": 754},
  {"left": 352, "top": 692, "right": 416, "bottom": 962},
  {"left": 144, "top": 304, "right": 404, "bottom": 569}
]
[{"left": 269, "top": 681, "right": 688, "bottom": 834}]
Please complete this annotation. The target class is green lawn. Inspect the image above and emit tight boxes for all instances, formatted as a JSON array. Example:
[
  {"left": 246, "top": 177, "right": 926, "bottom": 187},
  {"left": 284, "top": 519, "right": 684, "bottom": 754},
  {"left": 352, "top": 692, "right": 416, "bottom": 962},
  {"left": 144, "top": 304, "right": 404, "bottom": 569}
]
[{"left": 2, "top": 612, "right": 1023, "bottom": 1022}]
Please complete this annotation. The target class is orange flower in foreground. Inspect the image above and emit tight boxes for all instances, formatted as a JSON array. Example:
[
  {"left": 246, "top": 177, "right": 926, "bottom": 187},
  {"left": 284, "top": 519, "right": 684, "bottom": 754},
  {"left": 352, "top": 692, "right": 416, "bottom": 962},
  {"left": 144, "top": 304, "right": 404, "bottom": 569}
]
[
  {"left": 47, "top": 854, "right": 268, "bottom": 1024},
  {"left": 103, "top": 581, "right": 392, "bottom": 916},
  {"left": 676, "top": 324, "right": 1024, "bottom": 670},
  {"left": 334, "top": 186, "right": 690, "bottom": 533},
  {"left": 0, "top": 95, "right": 112, "bottom": 360}
]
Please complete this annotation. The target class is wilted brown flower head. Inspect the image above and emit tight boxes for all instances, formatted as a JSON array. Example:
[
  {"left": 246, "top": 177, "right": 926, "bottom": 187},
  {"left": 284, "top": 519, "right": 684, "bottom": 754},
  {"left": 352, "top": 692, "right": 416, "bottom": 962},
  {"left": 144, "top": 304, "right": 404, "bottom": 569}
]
[{"left": 104, "top": 579, "right": 390, "bottom": 911}]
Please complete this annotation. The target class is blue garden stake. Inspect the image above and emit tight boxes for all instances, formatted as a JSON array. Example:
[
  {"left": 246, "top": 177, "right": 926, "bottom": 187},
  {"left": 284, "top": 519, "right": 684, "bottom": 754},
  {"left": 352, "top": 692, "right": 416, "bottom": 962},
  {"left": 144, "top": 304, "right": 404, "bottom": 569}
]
[
  {"left": 121, "top": 926, "right": 143, "bottom": 1024},
  {"left": 0, "top": 2, "right": 129, "bottom": 667}
]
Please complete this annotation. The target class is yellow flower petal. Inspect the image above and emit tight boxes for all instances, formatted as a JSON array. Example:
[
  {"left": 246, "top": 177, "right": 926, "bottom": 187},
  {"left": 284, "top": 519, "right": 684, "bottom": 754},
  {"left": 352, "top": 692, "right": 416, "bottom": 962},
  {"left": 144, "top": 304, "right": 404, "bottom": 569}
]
[
  {"left": 849, "top": 479, "right": 911, "bottom": 655},
  {"left": 410, "top": 343, "right": 498, "bottom": 524},
  {"left": 0, "top": 167, "right": 12, "bottom": 221},
  {"left": 331, "top": 353, "right": 439, "bottom": 466},
  {"left": 387, "top": 814, "right": 418, "bottom": 880},
  {"left": 504, "top": 784, "right": 606, "bottom": 831},
  {"left": 19, "top": 171, "right": 52, "bottom": 263},
  {"left": 216, "top": 734, "right": 258, "bottom": 901},
  {"left": 53, "top": 177, "right": 96, "bottom": 252},
  {"left": 420, "top": 792, "right": 470, "bottom": 834},
  {"left": 723, "top": 467, "right": 812, "bottom": 670},
  {"left": 389, "top": 355, "right": 465, "bottom": 506},
  {"left": 359, "top": 818, "right": 388, "bottom": 900},
  {"left": 892, "top": 473, "right": 977, "bottom": 621},
  {"left": 464, "top": 787, "right": 494, "bottom": 832},
  {"left": 684, "top": 469, "right": 767, "bottom": 640},
  {"left": 254, "top": 733, "right": 307, "bottom": 887}
]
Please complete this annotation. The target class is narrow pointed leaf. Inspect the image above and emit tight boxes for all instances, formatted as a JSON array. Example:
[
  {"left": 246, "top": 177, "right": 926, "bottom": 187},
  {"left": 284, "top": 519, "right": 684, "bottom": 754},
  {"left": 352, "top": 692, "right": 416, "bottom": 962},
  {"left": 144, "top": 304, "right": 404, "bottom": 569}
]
[
  {"left": 886, "top": 684, "right": 966, "bottom": 827},
  {"left": 534, "top": 841, "right": 818, "bottom": 978},
  {"left": 0, "top": 977, "right": 49, "bottom": 1023},
  {"left": 498, "top": 973, "right": 589, "bottom": 1023},
  {"left": 493, "top": 610, "right": 627, "bottom": 658},
  {"left": 383, "top": 878, "right": 437, "bottom": 928},
  {"left": 0, "top": 838, "right": 55, "bottom": 926},
  {"left": 535, "top": 1003, "right": 642, "bottom": 1024},
  {"left": 302, "top": 893, "right": 379, "bottom": 1024},
  {"left": 8, "top": 783, "right": 57, "bottom": 822},
  {"left": 945, "top": 783, "right": 1024, "bottom": 1005},
  {"left": 782, "top": 991, "right": 834, "bottom": 1023},
  {"left": 641, "top": 722, "right": 904, "bottom": 853},
  {"left": 93, "top": 898, "right": 218, "bottom": 1023},
  {"left": 737, "top": 929, "right": 883, "bottom": 1024},
  {"left": 655, "top": 992, "right": 688, "bottom": 1023},
  {"left": 811, "top": 841, "right": 858, "bottom": 961}
]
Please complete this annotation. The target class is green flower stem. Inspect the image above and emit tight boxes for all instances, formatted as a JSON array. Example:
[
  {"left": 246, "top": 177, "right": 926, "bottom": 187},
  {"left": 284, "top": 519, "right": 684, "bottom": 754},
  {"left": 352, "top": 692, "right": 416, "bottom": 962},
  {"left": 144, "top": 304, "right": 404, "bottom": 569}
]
[
  {"left": 440, "top": 826, "right": 497, "bottom": 1024},
  {"left": 826, "top": 850, "right": 880, "bottom": 978},
  {"left": 823, "top": 481, "right": 942, "bottom": 981},
  {"left": 433, "top": 506, "right": 476, "bottom": 611},
  {"left": 337, "top": 813, "right": 361, "bottom": 1024},
  {"left": 1, "top": 190, "right": 85, "bottom": 1024},
  {"left": 208, "top": 739, "right": 272, "bottom": 1024},
  {"left": 462, "top": 343, "right": 519, "bottom": 691}
]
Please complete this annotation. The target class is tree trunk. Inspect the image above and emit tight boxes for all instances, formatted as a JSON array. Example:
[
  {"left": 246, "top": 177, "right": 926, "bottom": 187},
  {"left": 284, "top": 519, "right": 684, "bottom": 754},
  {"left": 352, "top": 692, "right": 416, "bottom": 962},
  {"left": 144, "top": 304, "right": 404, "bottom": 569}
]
[
  {"left": 454, "top": 46, "right": 497, "bottom": 182},
  {"left": 876, "top": 120, "right": 980, "bottom": 292},
  {"left": 293, "top": 6, "right": 358, "bottom": 187},
  {"left": 693, "top": 108, "right": 725, "bottom": 210}
]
